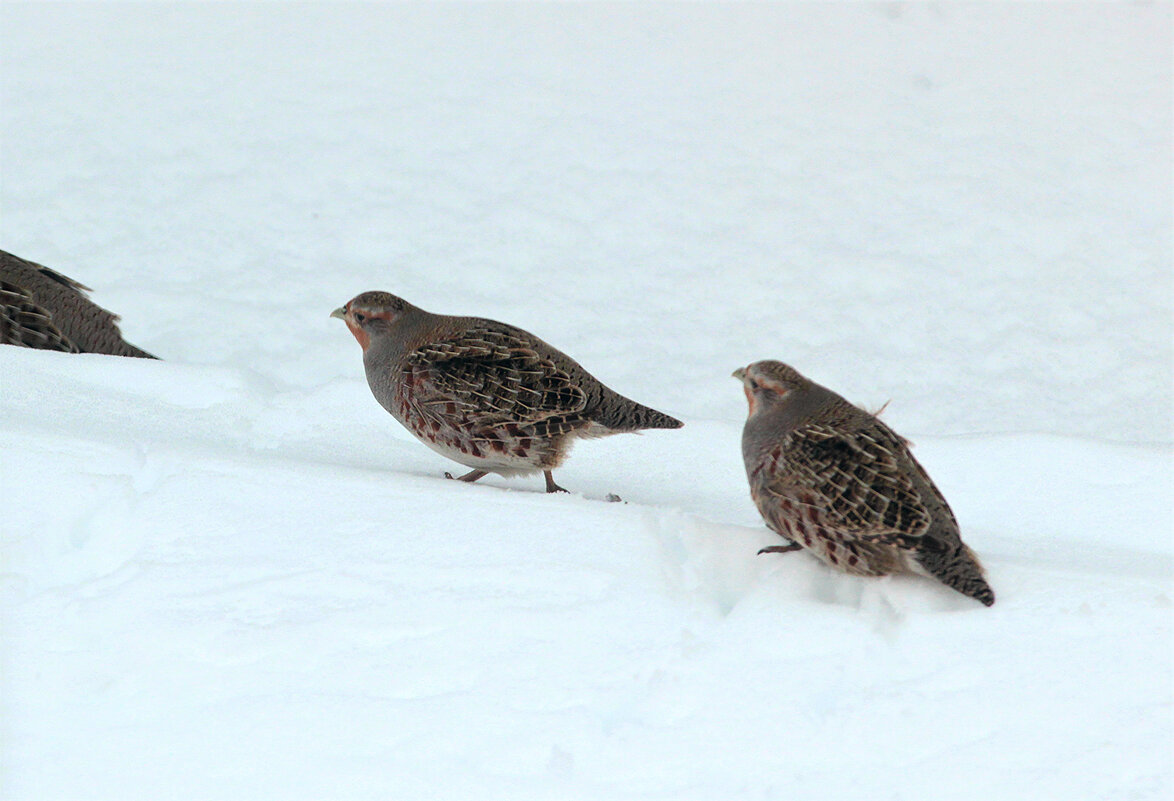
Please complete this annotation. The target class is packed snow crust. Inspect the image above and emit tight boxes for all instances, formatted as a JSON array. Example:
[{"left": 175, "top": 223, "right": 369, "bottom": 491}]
[{"left": 2, "top": 4, "right": 1171, "bottom": 800}]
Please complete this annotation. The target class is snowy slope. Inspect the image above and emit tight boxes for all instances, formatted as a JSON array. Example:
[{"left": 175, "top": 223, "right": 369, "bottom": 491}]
[
  {"left": 1, "top": 4, "right": 1171, "bottom": 801},
  {"left": 2, "top": 349, "right": 1170, "bottom": 800}
]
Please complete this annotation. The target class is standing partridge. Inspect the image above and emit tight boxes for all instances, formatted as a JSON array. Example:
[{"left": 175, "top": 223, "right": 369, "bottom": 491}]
[
  {"left": 735, "top": 360, "right": 994, "bottom": 606},
  {"left": 332, "top": 291, "right": 682, "bottom": 493},
  {"left": 1, "top": 249, "right": 156, "bottom": 358}
]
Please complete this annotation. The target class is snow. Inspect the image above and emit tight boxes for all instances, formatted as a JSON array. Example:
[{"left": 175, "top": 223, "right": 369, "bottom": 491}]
[{"left": 1, "top": 3, "right": 1171, "bottom": 800}]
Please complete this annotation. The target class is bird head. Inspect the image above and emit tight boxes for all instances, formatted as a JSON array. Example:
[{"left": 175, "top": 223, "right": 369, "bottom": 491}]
[
  {"left": 733, "top": 360, "right": 810, "bottom": 416},
  {"left": 331, "top": 291, "right": 414, "bottom": 351}
]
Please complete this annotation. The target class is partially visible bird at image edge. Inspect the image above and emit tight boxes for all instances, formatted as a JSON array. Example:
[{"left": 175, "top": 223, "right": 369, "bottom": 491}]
[
  {"left": 332, "top": 291, "right": 682, "bottom": 493},
  {"left": 1, "top": 249, "right": 157, "bottom": 358},
  {"left": 736, "top": 359, "right": 994, "bottom": 606}
]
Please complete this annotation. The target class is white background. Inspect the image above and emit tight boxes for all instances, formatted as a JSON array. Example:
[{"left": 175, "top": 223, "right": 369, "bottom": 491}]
[{"left": 2, "top": 4, "right": 1170, "bottom": 800}]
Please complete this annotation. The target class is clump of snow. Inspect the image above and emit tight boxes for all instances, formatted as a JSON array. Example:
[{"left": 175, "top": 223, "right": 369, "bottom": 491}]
[{"left": 1, "top": 4, "right": 1170, "bottom": 800}]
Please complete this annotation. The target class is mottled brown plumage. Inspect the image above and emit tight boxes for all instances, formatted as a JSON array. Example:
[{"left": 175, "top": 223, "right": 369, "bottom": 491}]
[
  {"left": 736, "top": 360, "right": 994, "bottom": 606},
  {"left": 1, "top": 249, "right": 156, "bottom": 358},
  {"left": 333, "top": 291, "right": 682, "bottom": 492}
]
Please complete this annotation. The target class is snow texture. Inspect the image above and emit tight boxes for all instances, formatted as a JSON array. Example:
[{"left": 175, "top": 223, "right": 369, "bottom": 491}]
[{"left": 1, "top": 4, "right": 1171, "bottom": 800}]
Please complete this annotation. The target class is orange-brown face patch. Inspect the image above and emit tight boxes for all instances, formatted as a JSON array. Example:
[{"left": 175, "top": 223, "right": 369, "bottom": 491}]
[
  {"left": 744, "top": 384, "right": 757, "bottom": 414},
  {"left": 345, "top": 316, "right": 370, "bottom": 350},
  {"left": 752, "top": 375, "right": 791, "bottom": 401}
]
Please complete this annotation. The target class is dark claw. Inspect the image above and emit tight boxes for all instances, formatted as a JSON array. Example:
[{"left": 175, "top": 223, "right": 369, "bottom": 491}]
[{"left": 758, "top": 543, "right": 803, "bottom": 556}]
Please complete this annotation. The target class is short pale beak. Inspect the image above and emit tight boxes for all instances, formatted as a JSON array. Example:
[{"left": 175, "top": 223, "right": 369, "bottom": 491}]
[
  {"left": 732, "top": 367, "right": 746, "bottom": 381},
  {"left": 330, "top": 307, "right": 347, "bottom": 320}
]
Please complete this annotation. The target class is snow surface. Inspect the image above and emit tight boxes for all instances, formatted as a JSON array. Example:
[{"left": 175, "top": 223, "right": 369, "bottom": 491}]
[{"left": 1, "top": 3, "right": 1171, "bottom": 800}]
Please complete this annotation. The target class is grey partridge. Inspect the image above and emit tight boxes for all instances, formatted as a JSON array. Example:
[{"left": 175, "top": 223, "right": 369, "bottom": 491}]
[
  {"left": 735, "top": 360, "right": 994, "bottom": 606},
  {"left": 333, "top": 291, "right": 682, "bottom": 493},
  {"left": 1, "top": 249, "right": 156, "bottom": 358}
]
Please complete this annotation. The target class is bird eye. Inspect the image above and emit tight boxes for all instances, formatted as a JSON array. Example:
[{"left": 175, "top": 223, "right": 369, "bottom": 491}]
[{"left": 354, "top": 312, "right": 367, "bottom": 324}]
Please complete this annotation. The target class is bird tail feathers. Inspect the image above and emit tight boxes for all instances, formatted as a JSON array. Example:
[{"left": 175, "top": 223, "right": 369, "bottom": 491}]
[
  {"left": 603, "top": 401, "right": 683, "bottom": 432},
  {"left": 915, "top": 543, "right": 995, "bottom": 607}
]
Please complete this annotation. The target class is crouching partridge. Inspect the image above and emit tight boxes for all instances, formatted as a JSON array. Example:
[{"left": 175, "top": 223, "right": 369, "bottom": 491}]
[
  {"left": 735, "top": 360, "right": 994, "bottom": 606},
  {"left": 333, "top": 291, "right": 682, "bottom": 493},
  {"left": 1, "top": 249, "right": 156, "bottom": 358}
]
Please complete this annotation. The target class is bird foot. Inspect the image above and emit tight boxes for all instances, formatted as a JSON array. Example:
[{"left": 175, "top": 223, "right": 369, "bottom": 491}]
[
  {"left": 445, "top": 469, "right": 489, "bottom": 484},
  {"left": 757, "top": 542, "right": 803, "bottom": 556},
  {"left": 544, "top": 471, "right": 569, "bottom": 494}
]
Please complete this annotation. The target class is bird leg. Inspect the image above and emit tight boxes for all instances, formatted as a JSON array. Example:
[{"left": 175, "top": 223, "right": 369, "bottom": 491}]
[
  {"left": 544, "top": 471, "right": 569, "bottom": 494},
  {"left": 444, "top": 469, "right": 489, "bottom": 483},
  {"left": 758, "top": 542, "right": 803, "bottom": 556}
]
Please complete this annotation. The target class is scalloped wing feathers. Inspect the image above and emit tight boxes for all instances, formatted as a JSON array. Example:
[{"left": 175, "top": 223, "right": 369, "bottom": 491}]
[
  {"left": 776, "top": 419, "right": 934, "bottom": 541},
  {"left": 0, "top": 278, "right": 79, "bottom": 352},
  {"left": 407, "top": 325, "right": 593, "bottom": 439}
]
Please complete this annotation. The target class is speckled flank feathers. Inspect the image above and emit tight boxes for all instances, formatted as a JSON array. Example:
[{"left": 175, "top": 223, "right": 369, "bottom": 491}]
[
  {"left": 736, "top": 360, "right": 994, "bottom": 606},
  {"left": 1, "top": 249, "right": 157, "bottom": 358},
  {"left": 334, "top": 291, "right": 682, "bottom": 492}
]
